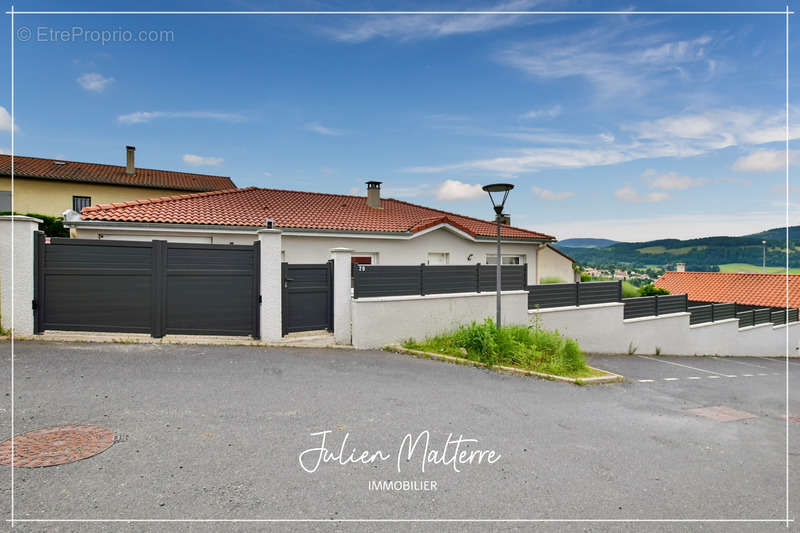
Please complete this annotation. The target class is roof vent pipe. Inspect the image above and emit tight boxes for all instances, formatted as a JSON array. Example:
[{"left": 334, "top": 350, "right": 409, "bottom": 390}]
[
  {"left": 125, "top": 145, "right": 136, "bottom": 176},
  {"left": 366, "top": 180, "right": 382, "bottom": 209}
]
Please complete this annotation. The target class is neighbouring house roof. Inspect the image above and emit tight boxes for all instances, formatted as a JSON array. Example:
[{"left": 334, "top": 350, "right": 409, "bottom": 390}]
[
  {"left": 79, "top": 186, "right": 555, "bottom": 241},
  {"left": 654, "top": 271, "right": 800, "bottom": 309},
  {"left": 0, "top": 154, "right": 236, "bottom": 192}
]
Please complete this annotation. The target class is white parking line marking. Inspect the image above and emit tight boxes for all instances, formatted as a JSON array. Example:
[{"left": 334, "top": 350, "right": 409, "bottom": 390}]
[
  {"left": 742, "top": 374, "right": 754, "bottom": 377},
  {"left": 758, "top": 373, "right": 769, "bottom": 376},
  {"left": 688, "top": 376, "right": 701, "bottom": 380},
  {"left": 638, "top": 379, "right": 654, "bottom": 383},
  {"left": 708, "top": 375, "right": 721, "bottom": 379},
  {"left": 664, "top": 378, "right": 679, "bottom": 381},
  {"left": 637, "top": 355, "right": 733, "bottom": 377},
  {"left": 754, "top": 356, "right": 800, "bottom": 365},
  {"left": 712, "top": 357, "right": 770, "bottom": 369}
]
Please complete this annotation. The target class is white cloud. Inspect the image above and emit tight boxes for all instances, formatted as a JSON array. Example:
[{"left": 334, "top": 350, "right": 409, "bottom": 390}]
[
  {"left": 263, "top": 171, "right": 272, "bottom": 177},
  {"left": 531, "top": 186, "right": 574, "bottom": 200},
  {"left": 642, "top": 170, "right": 707, "bottom": 190},
  {"left": 304, "top": 122, "right": 344, "bottom": 136},
  {"left": 407, "top": 107, "right": 800, "bottom": 175},
  {"left": 534, "top": 210, "right": 800, "bottom": 242},
  {"left": 0, "top": 147, "right": 10, "bottom": 155},
  {"left": 77, "top": 72, "right": 114, "bottom": 92},
  {"left": 497, "top": 24, "right": 716, "bottom": 97},
  {"left": 732, "top": 150, "right": 799, "bottom": 173},
  {"left": 118, "top": 111, "right": 245, "bottom": 124},
  {"left": 434, "top": 179, "right": 484, "bottom": 201},
  {"left": 323, "top": 0, "right": 544, "bottom": 43},
  {"left": 182, "top": 154, "right": 223, "bottom": 166},
  {"left": 520, "top": 105, "right": 561, "bottom": 120},
  {"left": 0, "top": 106, "right": 17, "bottom": 132},
  {"left": 614, "top": 186, "right": 670, "bottom": 203}
]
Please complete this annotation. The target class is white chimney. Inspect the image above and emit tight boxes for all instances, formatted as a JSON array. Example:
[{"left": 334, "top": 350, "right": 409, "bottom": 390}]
[
  {"left": 125, "top": 145, "right": 136, "bottom": 176},
  {"left": 675, "top": 262, "right": 686, "bottom": 272},
  {"left": 366, "top": 181, "right": 382, "bottom": 209}
]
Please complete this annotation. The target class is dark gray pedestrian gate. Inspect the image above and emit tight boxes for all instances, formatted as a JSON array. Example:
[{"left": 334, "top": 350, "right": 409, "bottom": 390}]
[
  {"left": 33, "top": 233, "right": 260, "bottom": 338},
  {"left": 282, "top": 262, "right": 333, "bottom": 335}
]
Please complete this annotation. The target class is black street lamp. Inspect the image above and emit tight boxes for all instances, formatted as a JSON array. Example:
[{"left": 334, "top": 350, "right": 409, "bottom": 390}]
[{"left": 482, "top": 183, "right": 514, "bottom": 328}]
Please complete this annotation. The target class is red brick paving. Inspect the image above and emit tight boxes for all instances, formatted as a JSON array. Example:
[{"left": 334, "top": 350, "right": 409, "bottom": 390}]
[{"left": 0, "top": 425, "right": 114, "bottom": 468}]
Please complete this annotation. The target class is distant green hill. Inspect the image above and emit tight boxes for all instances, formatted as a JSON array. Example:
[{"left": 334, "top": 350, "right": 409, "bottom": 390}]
[
  {"left": 557, "top": 238, "right": 619, "bottom": 248},
  {"left": 554, "top": 226, "right": 800, "bottom": 270}
]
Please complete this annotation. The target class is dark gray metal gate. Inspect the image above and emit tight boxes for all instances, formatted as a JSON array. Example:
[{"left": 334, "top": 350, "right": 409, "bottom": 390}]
[
  {"left": 282, "top": 262, "right": 333, "bottom": 335},
  {"left": 33, "top": 233, "right": 260, "bottom": 338}
]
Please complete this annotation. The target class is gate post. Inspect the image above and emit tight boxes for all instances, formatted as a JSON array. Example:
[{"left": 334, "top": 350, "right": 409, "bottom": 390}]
[
  {"left": 0, "top": 215, "right": 42, "bottom": 336},
  {"left": 257, "top": 228, "right": 283, "bottom": 341},
  {"left": 329, "top": 248, "right": 353, "bottom": 345}
]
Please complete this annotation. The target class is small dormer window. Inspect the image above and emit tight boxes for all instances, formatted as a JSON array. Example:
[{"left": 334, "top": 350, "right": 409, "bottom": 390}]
[{"left": 72, "top": 196, "right": 91, "bottom": 211}]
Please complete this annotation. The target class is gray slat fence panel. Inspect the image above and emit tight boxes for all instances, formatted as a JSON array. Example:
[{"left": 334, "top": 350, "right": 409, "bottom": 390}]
[
  {"left": 658, "top": 294, "right": 688, "bottom": 315},
  {"left": 528, "top": 283, "right": 577, "bottom": 309},
  {"left": 41, "top": 238, "right": 154, "bottom": 333},
  {"left": 754, "top": 308, "right": 772, "bottom": 325},
  {"left": 579, "top": 282, "right": 621, "bottom": 305},
  {"left": 737, "top": 311, "right": 755, "bottom": 328},
  {"left": 772, "top": 310, "right": 787, "bottom": 325},
  {"left": 353, "top": 264, "right": 525, "bottom": 298},
  {"left": 790, "top": 309, "right": 799, "bottom": 323},
  {"left": 689, "top": 305, "right": 712, "bottom": 325},
  {"left": 713, "top": 302, "right": 736, "bottom": 321},
  {"left": 623, "top": 297, "right": 656, "bottom": 319}
]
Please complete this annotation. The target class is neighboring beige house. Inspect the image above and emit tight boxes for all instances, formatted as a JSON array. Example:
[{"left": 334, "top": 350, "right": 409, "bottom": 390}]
[
  {"left": 65, "top": 181, "right": 573, "bottom": 283},
  {"left": 0, "top": 146, "right": 236, "bottom": 217}
]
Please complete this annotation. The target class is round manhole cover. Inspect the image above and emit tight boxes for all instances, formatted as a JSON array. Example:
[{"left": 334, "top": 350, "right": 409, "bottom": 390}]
[{"left": 0, "top": 425, "right": 115, "bottom": 468}]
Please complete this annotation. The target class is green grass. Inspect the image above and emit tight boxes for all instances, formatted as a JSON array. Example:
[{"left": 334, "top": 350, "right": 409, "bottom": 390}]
[
  {"left": 539, "top": 276, "right": 567, "bottom": 284},
  {"left": 403, "top": 318, "right": 603, "bottom": 378},
  {"left": 719, "top": 263, "right": 800, "bottom": 274},
  {"left": 621, "top": 281, "right": 640, "bottom": 298}
]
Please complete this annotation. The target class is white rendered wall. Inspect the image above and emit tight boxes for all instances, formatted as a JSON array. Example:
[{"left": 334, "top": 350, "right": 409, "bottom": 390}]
[
  {"left": 0, "top": 216, "right": 40, "bottom": 336},
  {"left": 351, "top": 290, "right": 529, "bottom": 349},
  {"left": 257, "top": 229, "right": 282, "bottom": 341},
  {"left": 530, "top": 303, "right": 800, "bottom": 357},
  {"left": 536, "top": 245, "right": 576, "bottom": 283},
  {"left": 72, "top": 225, "right": 541, "bottom": 281}
]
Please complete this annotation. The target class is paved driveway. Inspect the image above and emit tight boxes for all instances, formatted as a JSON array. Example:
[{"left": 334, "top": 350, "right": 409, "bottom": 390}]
[{"left": 0, "top": 341, "right": 797, "bottom": 532}]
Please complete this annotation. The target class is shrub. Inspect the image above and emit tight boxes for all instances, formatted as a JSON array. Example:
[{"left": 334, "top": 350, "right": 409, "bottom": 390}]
[
  {"left": 404, "top": 318, "right": 591, "bottom": 377},
  {"left": 639, "top": 284, "right": 669, "bottom": 296},
  {"left": 580, "top": 273, "right": 592, "bottom": 282},
  {"left": 0, "top": 211, "right": 68, "bottom": 237},
  {"left": 539, "top": 276, "right": 566, "bottom": 284}
]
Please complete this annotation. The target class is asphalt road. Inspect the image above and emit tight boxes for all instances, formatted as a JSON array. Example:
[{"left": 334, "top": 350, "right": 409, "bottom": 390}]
[{"left": 0, "top": 341, "right": 797, "bottom": 532}]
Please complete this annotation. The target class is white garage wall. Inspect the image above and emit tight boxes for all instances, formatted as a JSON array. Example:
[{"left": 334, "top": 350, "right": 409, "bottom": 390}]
[
  {"left": 536, "top": 245, "right": 576, "bottom": 283},
  {"left": 530, "top": 303, "right": 800, "bottom": 357}
]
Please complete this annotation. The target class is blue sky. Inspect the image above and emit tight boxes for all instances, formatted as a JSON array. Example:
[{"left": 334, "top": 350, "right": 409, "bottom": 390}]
[{"left": 1, "top": 0, "right": 798, "bottom": 241}]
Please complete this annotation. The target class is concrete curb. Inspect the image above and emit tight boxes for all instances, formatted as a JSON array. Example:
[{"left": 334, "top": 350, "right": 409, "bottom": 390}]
[
  {"left": 0, "top": 333, "right": 355, "bottom": 350},
  {"left": 387, "top": 345, "right": 623, "bottom": 385}
]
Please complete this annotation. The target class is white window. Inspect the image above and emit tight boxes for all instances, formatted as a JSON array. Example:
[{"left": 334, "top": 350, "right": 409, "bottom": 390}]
[
  {"left": 486, "top": 254, "right": 525, "bottom": 265},
  {"left": 427, "top": 252, "right": 450, "bottom": 265}
]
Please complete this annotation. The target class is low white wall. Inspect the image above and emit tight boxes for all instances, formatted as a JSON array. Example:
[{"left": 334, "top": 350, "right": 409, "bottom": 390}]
[
  {"left": 351, "top": 290, "right": 529, "bottom": 349},
  {"left": 530, "top": 303, "right": 800, "bottom": 357}
]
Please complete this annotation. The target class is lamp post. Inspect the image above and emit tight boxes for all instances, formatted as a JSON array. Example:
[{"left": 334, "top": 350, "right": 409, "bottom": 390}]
[
  {"left": 762, "top": 240, "right": 767, "bottom": 273},
  {"left": 482, "top": 183, "right": 514, "bottom": 328}
]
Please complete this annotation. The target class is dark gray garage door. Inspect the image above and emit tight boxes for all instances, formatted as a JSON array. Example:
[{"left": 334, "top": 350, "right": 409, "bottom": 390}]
[
  {"left": 282, "top": 262, "right": 333, "bottom": 335},
  {"left": 34, "top": 233, "right": 260, "bottom": 338}
]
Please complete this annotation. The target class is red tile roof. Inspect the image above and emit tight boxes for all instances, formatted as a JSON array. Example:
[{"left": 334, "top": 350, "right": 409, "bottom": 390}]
[
  {"left": 655, "top": 271, "right": 800, "bottom": 309},
  {"left": 80, "top": 186, "right": 555, "bottom": 241},
  {"left": 0, "top": 154, "right": 236, "bottom": 192}
]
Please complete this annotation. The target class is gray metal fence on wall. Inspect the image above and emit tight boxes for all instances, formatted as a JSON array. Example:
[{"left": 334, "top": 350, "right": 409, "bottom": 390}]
[
  {"left": 622, "top": 294, "right": 689, "bottom": 319},
  {"left": 527, "top": 281, "right": 621, "bottom": 309},
  {"left": 352, "top": 264, "right": 526, "bottom": 299},
  {"left": 688, "top": 302, "right": 737, "bottom": 325}
]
